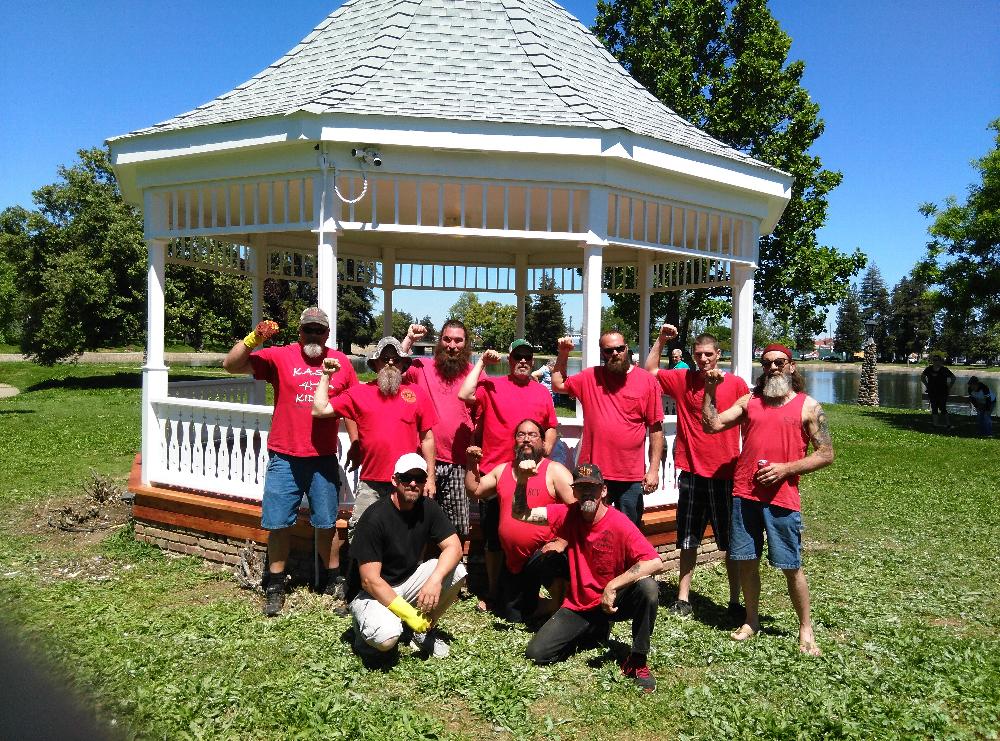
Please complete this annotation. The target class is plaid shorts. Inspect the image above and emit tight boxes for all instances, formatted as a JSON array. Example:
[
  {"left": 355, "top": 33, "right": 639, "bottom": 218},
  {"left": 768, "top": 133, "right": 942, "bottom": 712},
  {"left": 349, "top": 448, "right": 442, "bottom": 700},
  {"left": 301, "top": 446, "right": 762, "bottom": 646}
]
[
  {"left": 676, "top": 470, "right": 733, "bottom": 552},
  {"left": 434, "top": 462, "right": 470, "bottom": 539}
]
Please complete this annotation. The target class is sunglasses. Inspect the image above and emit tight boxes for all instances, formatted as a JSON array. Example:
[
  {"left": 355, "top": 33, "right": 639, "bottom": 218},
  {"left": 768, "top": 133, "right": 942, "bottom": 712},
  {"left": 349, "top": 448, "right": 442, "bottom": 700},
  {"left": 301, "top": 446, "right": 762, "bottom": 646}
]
[
  {"left": 301, "top": 324, "right": 327, "bottom": 335},
  {"left": 397, "top": 472, "right": 427, "bottom": 485},
  {"left": 760, "top": 358, "right": 789, "bottom": 369},
  {"left": 515, "top": 431, "right": 541, "bottom": 440},
  {"left": 511, "top": 353, "right": 533, "bottom": 362},
  {"left": 601, "top": 345, "right": 628, "bottom": 356}
]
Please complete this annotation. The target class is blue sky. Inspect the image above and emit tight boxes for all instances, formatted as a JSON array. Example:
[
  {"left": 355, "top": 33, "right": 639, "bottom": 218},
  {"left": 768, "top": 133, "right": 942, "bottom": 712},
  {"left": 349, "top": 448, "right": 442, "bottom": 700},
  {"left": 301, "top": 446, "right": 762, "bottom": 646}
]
[{"left": 1, "top": 0, "right": 996, "bottom": 335}]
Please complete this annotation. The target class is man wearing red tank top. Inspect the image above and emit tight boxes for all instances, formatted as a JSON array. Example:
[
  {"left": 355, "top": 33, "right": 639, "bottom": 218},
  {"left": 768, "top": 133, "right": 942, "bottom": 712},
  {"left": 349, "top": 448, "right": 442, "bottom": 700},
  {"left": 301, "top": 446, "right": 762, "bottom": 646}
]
[{"left": 701, "top": 344, "right": 834, "bottom": 656}]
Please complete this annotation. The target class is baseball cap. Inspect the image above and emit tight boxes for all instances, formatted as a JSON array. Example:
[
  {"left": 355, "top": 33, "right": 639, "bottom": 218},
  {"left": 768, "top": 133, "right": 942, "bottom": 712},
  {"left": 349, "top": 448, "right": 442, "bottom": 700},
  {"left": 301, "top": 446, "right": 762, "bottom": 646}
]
[
  {"left": 299, "top": 306, "right": 330, "bottom": 328},
  {"left": 509, "top": 339, "right": 533, "bottom": 354},
  {"left": 367, "top": 336, "right": 412, "bottom": 371},
  {"left": 394, "top": 453, "right": 428, "bottom": 475},
  {"left": 571, "top": 462, "right": 604, "bottom": 486}
]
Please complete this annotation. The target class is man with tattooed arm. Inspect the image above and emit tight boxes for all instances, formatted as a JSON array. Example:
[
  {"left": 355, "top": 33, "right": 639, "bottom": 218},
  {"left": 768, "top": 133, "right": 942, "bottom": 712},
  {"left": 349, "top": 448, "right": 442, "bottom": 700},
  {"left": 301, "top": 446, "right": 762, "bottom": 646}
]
[{"left": 701, "top": 344, "right": 834, "bottom": 656}]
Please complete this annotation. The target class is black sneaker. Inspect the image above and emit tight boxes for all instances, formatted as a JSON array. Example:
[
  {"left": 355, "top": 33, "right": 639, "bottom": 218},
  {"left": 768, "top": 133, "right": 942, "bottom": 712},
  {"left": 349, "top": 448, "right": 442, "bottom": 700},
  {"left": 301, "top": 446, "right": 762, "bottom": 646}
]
[
  {"left": 263, "top": 581, "right": 285, "bottom": 617},
  {"left": 621, "top": 655, "right": 657, "bottom": 692},
  {"left": 668, "top": 599, "right": 693, "bottom": 618},
  {"left": 323, "top": 575, "right": 347, "bottom": 601}
]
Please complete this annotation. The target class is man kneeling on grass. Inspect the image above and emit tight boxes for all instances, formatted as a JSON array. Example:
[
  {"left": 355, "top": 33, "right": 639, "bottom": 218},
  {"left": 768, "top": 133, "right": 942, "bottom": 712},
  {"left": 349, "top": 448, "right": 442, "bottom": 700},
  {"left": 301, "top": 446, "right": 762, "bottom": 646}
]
[
  {"left": 348, "top": 453, "right": 467, "bottom": 660},
  {"left": 512, "top": 462, "right": 663, "bottom": 692}
]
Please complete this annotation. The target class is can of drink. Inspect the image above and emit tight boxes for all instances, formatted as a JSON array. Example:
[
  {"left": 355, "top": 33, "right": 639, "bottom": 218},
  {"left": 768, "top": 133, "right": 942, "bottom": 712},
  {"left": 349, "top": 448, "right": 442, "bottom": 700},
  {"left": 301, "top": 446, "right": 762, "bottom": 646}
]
[{"left": 757, "top": 459, "right": 769, "bottom": 469}]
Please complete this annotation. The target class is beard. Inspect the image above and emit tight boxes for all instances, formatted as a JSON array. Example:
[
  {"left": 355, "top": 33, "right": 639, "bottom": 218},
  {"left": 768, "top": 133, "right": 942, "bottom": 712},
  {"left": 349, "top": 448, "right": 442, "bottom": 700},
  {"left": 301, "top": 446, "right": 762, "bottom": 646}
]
[
  {"left": 434, "top": 345, "right": 470, "bottom": 380},
  {"left": 377, "top": 365, "right": 403, "bottom": 396},
  {"left": 580, "top": 499, "right": 599, "bottom": 515},
  {"left": 761, "top": 373, "right": 792, "bottom": 404},
  {"left": 514, "top": 443, "right": 543, "bottom": 464},
  {"left": 604, "top": 355, "right": 630, "bottom": 376},
  {"left": 302, "top": 343, "right": 324, "bottom": 359}
]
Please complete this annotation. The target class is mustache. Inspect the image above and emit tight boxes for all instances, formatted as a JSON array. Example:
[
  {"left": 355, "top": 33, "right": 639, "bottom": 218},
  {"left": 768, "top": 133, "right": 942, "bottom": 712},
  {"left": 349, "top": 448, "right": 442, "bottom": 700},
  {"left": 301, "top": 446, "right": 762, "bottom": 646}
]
[
  {"left": 302, "top": 343, "right": 324, "bottom": 359},
  {"left": 377, "top": 365, "right": 402, "bottom": 396}
]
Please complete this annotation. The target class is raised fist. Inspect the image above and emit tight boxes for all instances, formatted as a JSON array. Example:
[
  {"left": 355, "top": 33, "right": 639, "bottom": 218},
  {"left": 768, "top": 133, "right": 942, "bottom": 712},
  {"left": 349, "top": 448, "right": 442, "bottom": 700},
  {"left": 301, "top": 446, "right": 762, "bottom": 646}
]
[
  {"left": 557, "top": 336, "right": 576, "bottom": 353},
  {"left": 243, "top": 320, "right": 280, "bottom": 349},
  {"left": 658, "top": 324, "right": 679, "bottom": 342},
  {"left": 481, "top": 349, "right": 502, "bottom": 365},
  {"left": 407, "top": 323, "right": 427, "bottom": 342},
  {"left": 515, "top": 458, "right": 539, "bottom": 481},
  {"left": 322, "top": 357, "right": 340, "bottom": 375},
  {"left": 465, "top": 445, "right": 483, "bottom": 467},
  {"left": 703, "top": 368, "right": 724, "bottom": 389}
]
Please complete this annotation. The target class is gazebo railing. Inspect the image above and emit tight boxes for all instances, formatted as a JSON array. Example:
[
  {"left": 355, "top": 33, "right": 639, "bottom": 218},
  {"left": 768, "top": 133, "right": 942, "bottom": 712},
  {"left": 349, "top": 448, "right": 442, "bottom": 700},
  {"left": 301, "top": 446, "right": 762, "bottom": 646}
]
[{"left": 168, "top": 377, "right": 264, "bottom": 405}]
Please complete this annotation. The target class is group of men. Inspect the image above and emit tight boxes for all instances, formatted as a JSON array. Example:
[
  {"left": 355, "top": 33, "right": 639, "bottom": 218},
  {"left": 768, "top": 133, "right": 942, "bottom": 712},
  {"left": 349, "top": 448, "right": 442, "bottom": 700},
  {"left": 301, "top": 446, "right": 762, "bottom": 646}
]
[{"left": 223, "top": 307, "right": 835, "bottom": 688}]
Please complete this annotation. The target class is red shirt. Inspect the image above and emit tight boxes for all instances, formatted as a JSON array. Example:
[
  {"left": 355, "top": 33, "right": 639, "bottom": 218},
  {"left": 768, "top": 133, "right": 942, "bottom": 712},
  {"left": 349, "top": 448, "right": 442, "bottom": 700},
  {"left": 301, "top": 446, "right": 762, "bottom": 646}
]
[
  {"left": 403, "top": 358, "right": 474, "bottom": 465},
  {"left": 474, "top": 375, "right": 557, "bottom": 473},
  {"left": 495, "top": 459, "right": 557, "bottom": 573},
  {"left": 331, "top": 382, "right": 438, "bottom": 482},
  {"left": 733, "top": 393, "right": 809, "bottom": 511},
  {"left": 547, "top": 504, "right": 659, "bottom": 611},
  {"left": 563, "top": 367, "right": 663, "bottom": 481},
  {"left": 250, "top": 344, "right": 358, "bottom": 457},
  {"left": 657, "top": 369, "right": 749, "bottom": 479}
]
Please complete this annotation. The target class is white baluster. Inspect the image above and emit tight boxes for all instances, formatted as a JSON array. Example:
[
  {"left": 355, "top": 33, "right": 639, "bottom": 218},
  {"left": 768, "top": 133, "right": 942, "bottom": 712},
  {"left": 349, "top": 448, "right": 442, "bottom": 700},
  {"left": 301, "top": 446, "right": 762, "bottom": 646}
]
[
  {"left": 192, "top": 412, "right": 204, "bottom": 477},
  {"left": 205, "top": 421, "right": 218, "bottom": 480},
  {"left": 230, "top": 413, "right": 244, "bottom": 481},
  {"left": 179, "top": 407, "right": 192, "bottom": 477},
  {"left": 217, "top": 422, "right": 231, "bottom": 480},
  {"left": 167, "top": 417, "right": 180, "bottom": 472}
]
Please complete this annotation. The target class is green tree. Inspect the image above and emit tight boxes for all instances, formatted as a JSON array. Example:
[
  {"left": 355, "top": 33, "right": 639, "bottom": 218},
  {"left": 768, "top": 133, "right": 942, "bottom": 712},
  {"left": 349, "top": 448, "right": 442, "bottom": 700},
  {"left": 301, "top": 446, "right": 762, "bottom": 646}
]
[
  {"left": 448, "top": 292, "right": 517, "bottom": 350},
  {"left": 833, "top": 286, "right": 863, "bottom": 356},
  {"left": 858, "top": 262, "right": 892, "bottom": 360},
  {"left": 0, "top": 147, "right": 146, "bottom": 364},
  {"left": 888, "top": 274, "right": 935, "bottom": 360},
  {"left": 917, "top": 118, "right": 1000, "bottom": 362},
  {"left": 601, "top": 304, "right": 638, "bottom": 346},
  {"left": 526, "top": 276, "right": 567, "bottom": 351},
  {"left": 165, "top": 262, "right": 252, "bottom": 351},
  {"left": 376, "top": 309, "right": 415, "bottom": 340},
  {"left": 0, "top": 249, "right": 19, "bottom": 344},
  {"left": 593, "top": 0, "right": 865, "bottom": 335}
]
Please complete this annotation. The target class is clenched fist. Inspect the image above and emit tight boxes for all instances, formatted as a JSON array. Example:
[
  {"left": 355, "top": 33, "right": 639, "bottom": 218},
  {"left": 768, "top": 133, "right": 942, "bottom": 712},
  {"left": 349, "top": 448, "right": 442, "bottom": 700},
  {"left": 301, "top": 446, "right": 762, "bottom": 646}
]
[
  {"left": 243, "top": 320, "right": 280, "bottom": 349},
  {"left": 557, "top": 336, "right": 575, "bottom": 353},
  {"left": 322, "top": 357, "right": 341, "bottom": 375},
  {"left": 465, "top": 445, "right": 483, "bottom": 468},
  {"left": 515, "top": 458, "right": 539, "bottom": 481},
  {"left": 407, "top": 323, "right": 427, "bottom": 342},
  {"left": 703, "top": 368, "right": 724, "bottom": 390},
  {"left": 658, "top": 324, "right": 679, "bottom": 343},
  {"left": 481, "top": 349, "right": 502, "bottom": 365}
]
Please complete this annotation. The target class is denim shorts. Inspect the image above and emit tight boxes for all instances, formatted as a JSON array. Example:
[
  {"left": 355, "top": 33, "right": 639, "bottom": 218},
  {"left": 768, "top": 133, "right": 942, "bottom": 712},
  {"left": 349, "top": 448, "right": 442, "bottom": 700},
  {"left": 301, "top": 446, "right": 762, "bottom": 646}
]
[
  {"left": 728, "top": 496, "right": 802, "bottom": 570},
  {"left": 261, "top": 452, "right": 341, "bottom": 530}
]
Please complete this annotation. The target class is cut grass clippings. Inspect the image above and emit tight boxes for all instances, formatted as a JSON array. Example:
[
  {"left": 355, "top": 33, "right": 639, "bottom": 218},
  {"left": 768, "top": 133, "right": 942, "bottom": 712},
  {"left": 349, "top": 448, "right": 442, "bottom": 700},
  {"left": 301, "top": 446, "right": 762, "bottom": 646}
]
[{"left": 0, "top": 361, "right": 998, "bottom": 739}]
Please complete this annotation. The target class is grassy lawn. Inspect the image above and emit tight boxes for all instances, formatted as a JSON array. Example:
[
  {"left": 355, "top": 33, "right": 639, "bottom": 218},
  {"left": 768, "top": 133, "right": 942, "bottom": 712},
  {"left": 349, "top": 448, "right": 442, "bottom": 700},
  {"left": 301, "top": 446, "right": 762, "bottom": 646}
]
[{"left": 0, "top": 361, "right": 997, "bottom": 739}]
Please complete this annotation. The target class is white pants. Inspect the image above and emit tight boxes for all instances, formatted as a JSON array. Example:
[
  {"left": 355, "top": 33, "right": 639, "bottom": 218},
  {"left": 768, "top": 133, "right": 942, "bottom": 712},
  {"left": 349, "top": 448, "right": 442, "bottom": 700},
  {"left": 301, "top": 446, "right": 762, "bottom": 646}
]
[{"left": 350, "top": 559, "right": 467, "bottom": 647}]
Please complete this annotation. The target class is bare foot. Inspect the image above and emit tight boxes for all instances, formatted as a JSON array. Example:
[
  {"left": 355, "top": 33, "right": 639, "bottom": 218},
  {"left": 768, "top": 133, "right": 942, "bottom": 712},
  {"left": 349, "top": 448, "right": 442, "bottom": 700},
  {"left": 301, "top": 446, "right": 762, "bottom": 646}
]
[
  {"left": 730, "top": 623, "right": 758, "bottom": 641},
  {"left": 799, "top": 625, "right": 821, "bottom": 656}
]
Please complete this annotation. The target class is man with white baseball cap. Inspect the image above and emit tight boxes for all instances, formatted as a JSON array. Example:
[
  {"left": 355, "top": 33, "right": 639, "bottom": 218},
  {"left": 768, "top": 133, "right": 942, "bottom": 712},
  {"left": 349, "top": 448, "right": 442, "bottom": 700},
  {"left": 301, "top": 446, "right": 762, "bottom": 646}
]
[{"left": 346, "top": 453, "right": 467, "bottom": 660}]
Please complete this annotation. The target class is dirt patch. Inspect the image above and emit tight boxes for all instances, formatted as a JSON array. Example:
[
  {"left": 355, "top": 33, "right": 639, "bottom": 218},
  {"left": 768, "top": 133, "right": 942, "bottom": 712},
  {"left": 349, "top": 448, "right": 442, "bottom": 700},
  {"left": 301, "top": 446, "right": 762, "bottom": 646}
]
[{"left": 7, "top": 490, "right": 131, "bottom": 554}]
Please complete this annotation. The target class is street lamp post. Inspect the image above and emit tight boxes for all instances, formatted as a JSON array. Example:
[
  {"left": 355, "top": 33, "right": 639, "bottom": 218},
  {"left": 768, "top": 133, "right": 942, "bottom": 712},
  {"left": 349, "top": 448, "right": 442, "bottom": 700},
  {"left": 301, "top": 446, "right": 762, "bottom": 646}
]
[{"left": 858, "top": 318, "right": 879, "bottom": 406}]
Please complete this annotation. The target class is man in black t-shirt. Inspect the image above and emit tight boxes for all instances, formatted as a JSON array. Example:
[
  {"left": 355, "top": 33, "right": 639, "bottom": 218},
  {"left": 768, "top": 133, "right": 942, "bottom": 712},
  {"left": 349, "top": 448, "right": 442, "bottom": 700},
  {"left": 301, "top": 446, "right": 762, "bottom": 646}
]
[
  {"left": 348, "top": 453, "right": 467, "bottom": 659},
  {"left": 921, "top": 354, "right": 957, "bottom": 428}
]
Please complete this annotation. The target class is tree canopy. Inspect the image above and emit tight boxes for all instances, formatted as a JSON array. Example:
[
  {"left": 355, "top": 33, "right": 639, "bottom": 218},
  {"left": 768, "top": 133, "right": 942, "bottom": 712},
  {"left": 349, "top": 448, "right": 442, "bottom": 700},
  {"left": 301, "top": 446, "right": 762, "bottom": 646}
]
[
  {"left": 526, "top": 276, "right": 567, "bottom": 352},
  {"left": 833, "top": 286, "right": 862, "bottom": 356},
  {"left": 858, "top": 263, "right": 892, "bottom": 360},
  {"left": 448, "top": 292, "right": 517, "bottom": 350},
  {"left": 593, "top": 0, "right": 865, "bottom": 336}
]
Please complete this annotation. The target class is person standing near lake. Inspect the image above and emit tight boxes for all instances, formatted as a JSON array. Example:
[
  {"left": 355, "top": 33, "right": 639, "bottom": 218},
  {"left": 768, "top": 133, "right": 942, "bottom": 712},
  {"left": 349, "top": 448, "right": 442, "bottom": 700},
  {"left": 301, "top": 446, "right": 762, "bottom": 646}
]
[
  {"left": 644, "top": 324, "right": 747, "bottom": 621},
  {"left": 668, "top": 348, "right": 690, "bottom": 370},
  {"left": 702, "top": 344, "right": 834, "bottom": 656},
  {"left": 967, "top": 376, "right": 996, "bottom": 437},
  {"left": 223, "top": 307, "right": 358, "bottom": 616},
  {"left": 921, "top": 354, "right": 957, "bottom": 429},
  {"left": 552, "top": 331, "right": 664, "bottom": 528}
]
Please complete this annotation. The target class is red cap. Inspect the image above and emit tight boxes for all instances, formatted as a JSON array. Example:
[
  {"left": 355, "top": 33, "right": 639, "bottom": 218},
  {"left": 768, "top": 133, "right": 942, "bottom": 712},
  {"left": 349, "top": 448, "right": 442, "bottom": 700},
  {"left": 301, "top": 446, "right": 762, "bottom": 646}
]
[{"left": 761, "top": 343, "right": 793, "bottom": 360}]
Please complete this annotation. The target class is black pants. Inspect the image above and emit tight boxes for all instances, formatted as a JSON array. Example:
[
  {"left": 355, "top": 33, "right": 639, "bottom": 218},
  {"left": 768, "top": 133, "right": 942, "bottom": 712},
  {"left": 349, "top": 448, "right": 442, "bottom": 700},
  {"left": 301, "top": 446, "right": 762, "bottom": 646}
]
[
  {"left": 497, "top": 549, "right": 569, "bottom": 623},
  {"left": 525, "top": 577, "right": 658, "bottom": 664}
]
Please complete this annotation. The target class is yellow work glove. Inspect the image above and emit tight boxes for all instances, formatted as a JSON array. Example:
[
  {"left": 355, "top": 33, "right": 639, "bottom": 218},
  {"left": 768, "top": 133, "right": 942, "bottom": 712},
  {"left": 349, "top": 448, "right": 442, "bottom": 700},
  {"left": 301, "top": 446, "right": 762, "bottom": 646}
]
[
  {"left": 243, "top": 320, "right": 279, "bottom": 349},
  {"left": 388, "top": 596, "right": 431, "bottom": 633}
]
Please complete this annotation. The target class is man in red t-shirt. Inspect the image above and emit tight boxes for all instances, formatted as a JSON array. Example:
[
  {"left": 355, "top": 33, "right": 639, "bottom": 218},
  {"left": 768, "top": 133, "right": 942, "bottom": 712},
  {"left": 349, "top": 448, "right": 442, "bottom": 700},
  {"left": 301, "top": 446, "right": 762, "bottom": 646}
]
[
  {"left": 513, "top": 462, "right": 663, "bottom": 692},
  {"left": 645, "top": 324, "right": 748, "bottom": 621},
  {"left": 458, "top": 339, "right": 558, "bottom": 611},
  {"left": 313, "top": 336, "right": 437, "bottom": 543},
  {"left": 223, "top": 307, "right": 358, "bottom": 616},
  {"left": 702, "top": 344, "right": 834, "bottom": 656},
  {"left": 399, "top": 320, "right": 476, "bottom": 541},
  {"left": 552, "top": 331, "right": 663, "bottom": 527},
  {"left": 465, "top": 418, "right": 574, "bottom": 625}
]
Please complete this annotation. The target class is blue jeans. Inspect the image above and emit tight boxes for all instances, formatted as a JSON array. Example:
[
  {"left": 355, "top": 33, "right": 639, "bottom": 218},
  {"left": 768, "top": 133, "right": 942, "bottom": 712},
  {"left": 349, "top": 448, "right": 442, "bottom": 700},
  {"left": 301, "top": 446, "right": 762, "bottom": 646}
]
[
  {"left": 261, "top": 452, "right": 341, "bottom": 530},
  {"left": 976, "top": 404, "right": 995, "bottom": 436},
  {"left": 606, "top": 480, "right": 644, "bottom": 528},
  {"left": 729, "top": 497, "right": 802, "bottom": 570}
]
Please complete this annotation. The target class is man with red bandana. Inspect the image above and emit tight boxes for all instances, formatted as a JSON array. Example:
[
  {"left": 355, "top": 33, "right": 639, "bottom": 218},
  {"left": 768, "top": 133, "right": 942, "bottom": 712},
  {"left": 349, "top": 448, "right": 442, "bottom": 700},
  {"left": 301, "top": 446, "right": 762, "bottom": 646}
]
[{"left": 702, "top": 343, "right": 834, "bottom": 656}]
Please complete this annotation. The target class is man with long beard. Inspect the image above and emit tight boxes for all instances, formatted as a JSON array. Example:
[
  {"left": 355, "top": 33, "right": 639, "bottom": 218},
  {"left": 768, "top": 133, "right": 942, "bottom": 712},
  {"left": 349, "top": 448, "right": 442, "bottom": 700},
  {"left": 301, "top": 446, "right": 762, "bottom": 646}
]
[
  {"left": 458, "top": 339, "right": 558, "bottom": 612},
  {"left": 702, "top": 344, "right": 834, "bottom": 656},
  {"left": 464, "top": 419, "right": 574, "bottom": 625},
  {"left": 644, "top": 324, "right": 748, "bottom": 621},
  {"left": 223, "top": 307, "right": 358, "bottom": 616},
  {"left": 398, "top": 320, "right": 476, "bottom": 542},
  {"left": 312, "top": 337, "right": 437, "bottom": 543},
  {"left": 552, "top": 331, "right": 664, "bottom": 528},
  {"left": 513, "top": 462, "right": 664, "bottom": 692}
]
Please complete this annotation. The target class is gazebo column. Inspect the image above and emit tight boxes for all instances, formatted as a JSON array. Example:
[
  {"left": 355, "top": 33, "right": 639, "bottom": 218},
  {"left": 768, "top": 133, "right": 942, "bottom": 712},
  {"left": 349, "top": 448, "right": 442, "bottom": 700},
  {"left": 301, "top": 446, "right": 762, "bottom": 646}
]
[
  {"left": 140, "top": 238, "right": 169, "bottom": 485},
  {"left": 582, "top": 186, "right": 609, "bottom": 371},
  {"left": 248, "top": 235, "right": 266, "bottom": 404},
  {"left": 382, "top": 246, "right": 395, "bottom": 339},
  {"left": 515, "top": 252, "right": 528, "bottom": 338},
  {"left": 317, "top": 234, "right": 338, "bottom": 348},
  {"left": 731, "top": 263, "right": 756, "bottom": 383},
  {"left": 638, "top": 251, "right": 653, "bottom": 360}
]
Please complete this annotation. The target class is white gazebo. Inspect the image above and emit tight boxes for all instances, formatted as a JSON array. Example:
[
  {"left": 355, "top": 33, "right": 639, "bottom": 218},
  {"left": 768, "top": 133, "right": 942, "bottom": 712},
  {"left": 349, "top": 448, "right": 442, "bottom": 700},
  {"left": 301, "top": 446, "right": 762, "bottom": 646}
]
[{"left": 110, "top": 0, "right": 790, "bottom": 540}]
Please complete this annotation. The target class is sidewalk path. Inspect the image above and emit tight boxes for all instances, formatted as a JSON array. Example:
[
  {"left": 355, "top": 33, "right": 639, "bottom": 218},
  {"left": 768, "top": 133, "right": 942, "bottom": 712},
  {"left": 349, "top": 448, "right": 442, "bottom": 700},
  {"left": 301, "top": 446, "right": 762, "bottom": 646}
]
[
  {"left": 0, "top": 384, "right": 19, "bottom": 398},
  {"left": 0, "top": 352, "right": 227, "bottom": 365}
]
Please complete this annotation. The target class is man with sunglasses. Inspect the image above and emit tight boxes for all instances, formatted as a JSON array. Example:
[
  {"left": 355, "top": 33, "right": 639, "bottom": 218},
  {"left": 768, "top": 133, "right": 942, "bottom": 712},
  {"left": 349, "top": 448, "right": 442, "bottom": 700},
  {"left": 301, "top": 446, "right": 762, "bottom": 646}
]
[
  {"left": 644, "top": 324, "right": 748, "bottom": 621},
  {"left": 399, "top": 320, "right": 476, "bottom": 543},
  {"left": 551, "top": 332, "right": 664, "bottom": 528},
  {"left": 223, "top": 307, "right": 358, "bottom": 616},
  {"left": 465, "top": 418, "right": 575, "bottom": 626},
  {"left": 348, "top": 453, "right": 467, "bottom": 660},
  {"left": 459, "top": 339, "right": 558, "bottom": 612},
  {"left": 313, "top": 336, "right": 438, "bottom": 544},
  {"left": 514, "top": 462, "right": 663, "bottom": 692},
  {"left": 702, "top": 344, "right": 834, "bottom": 656}
]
